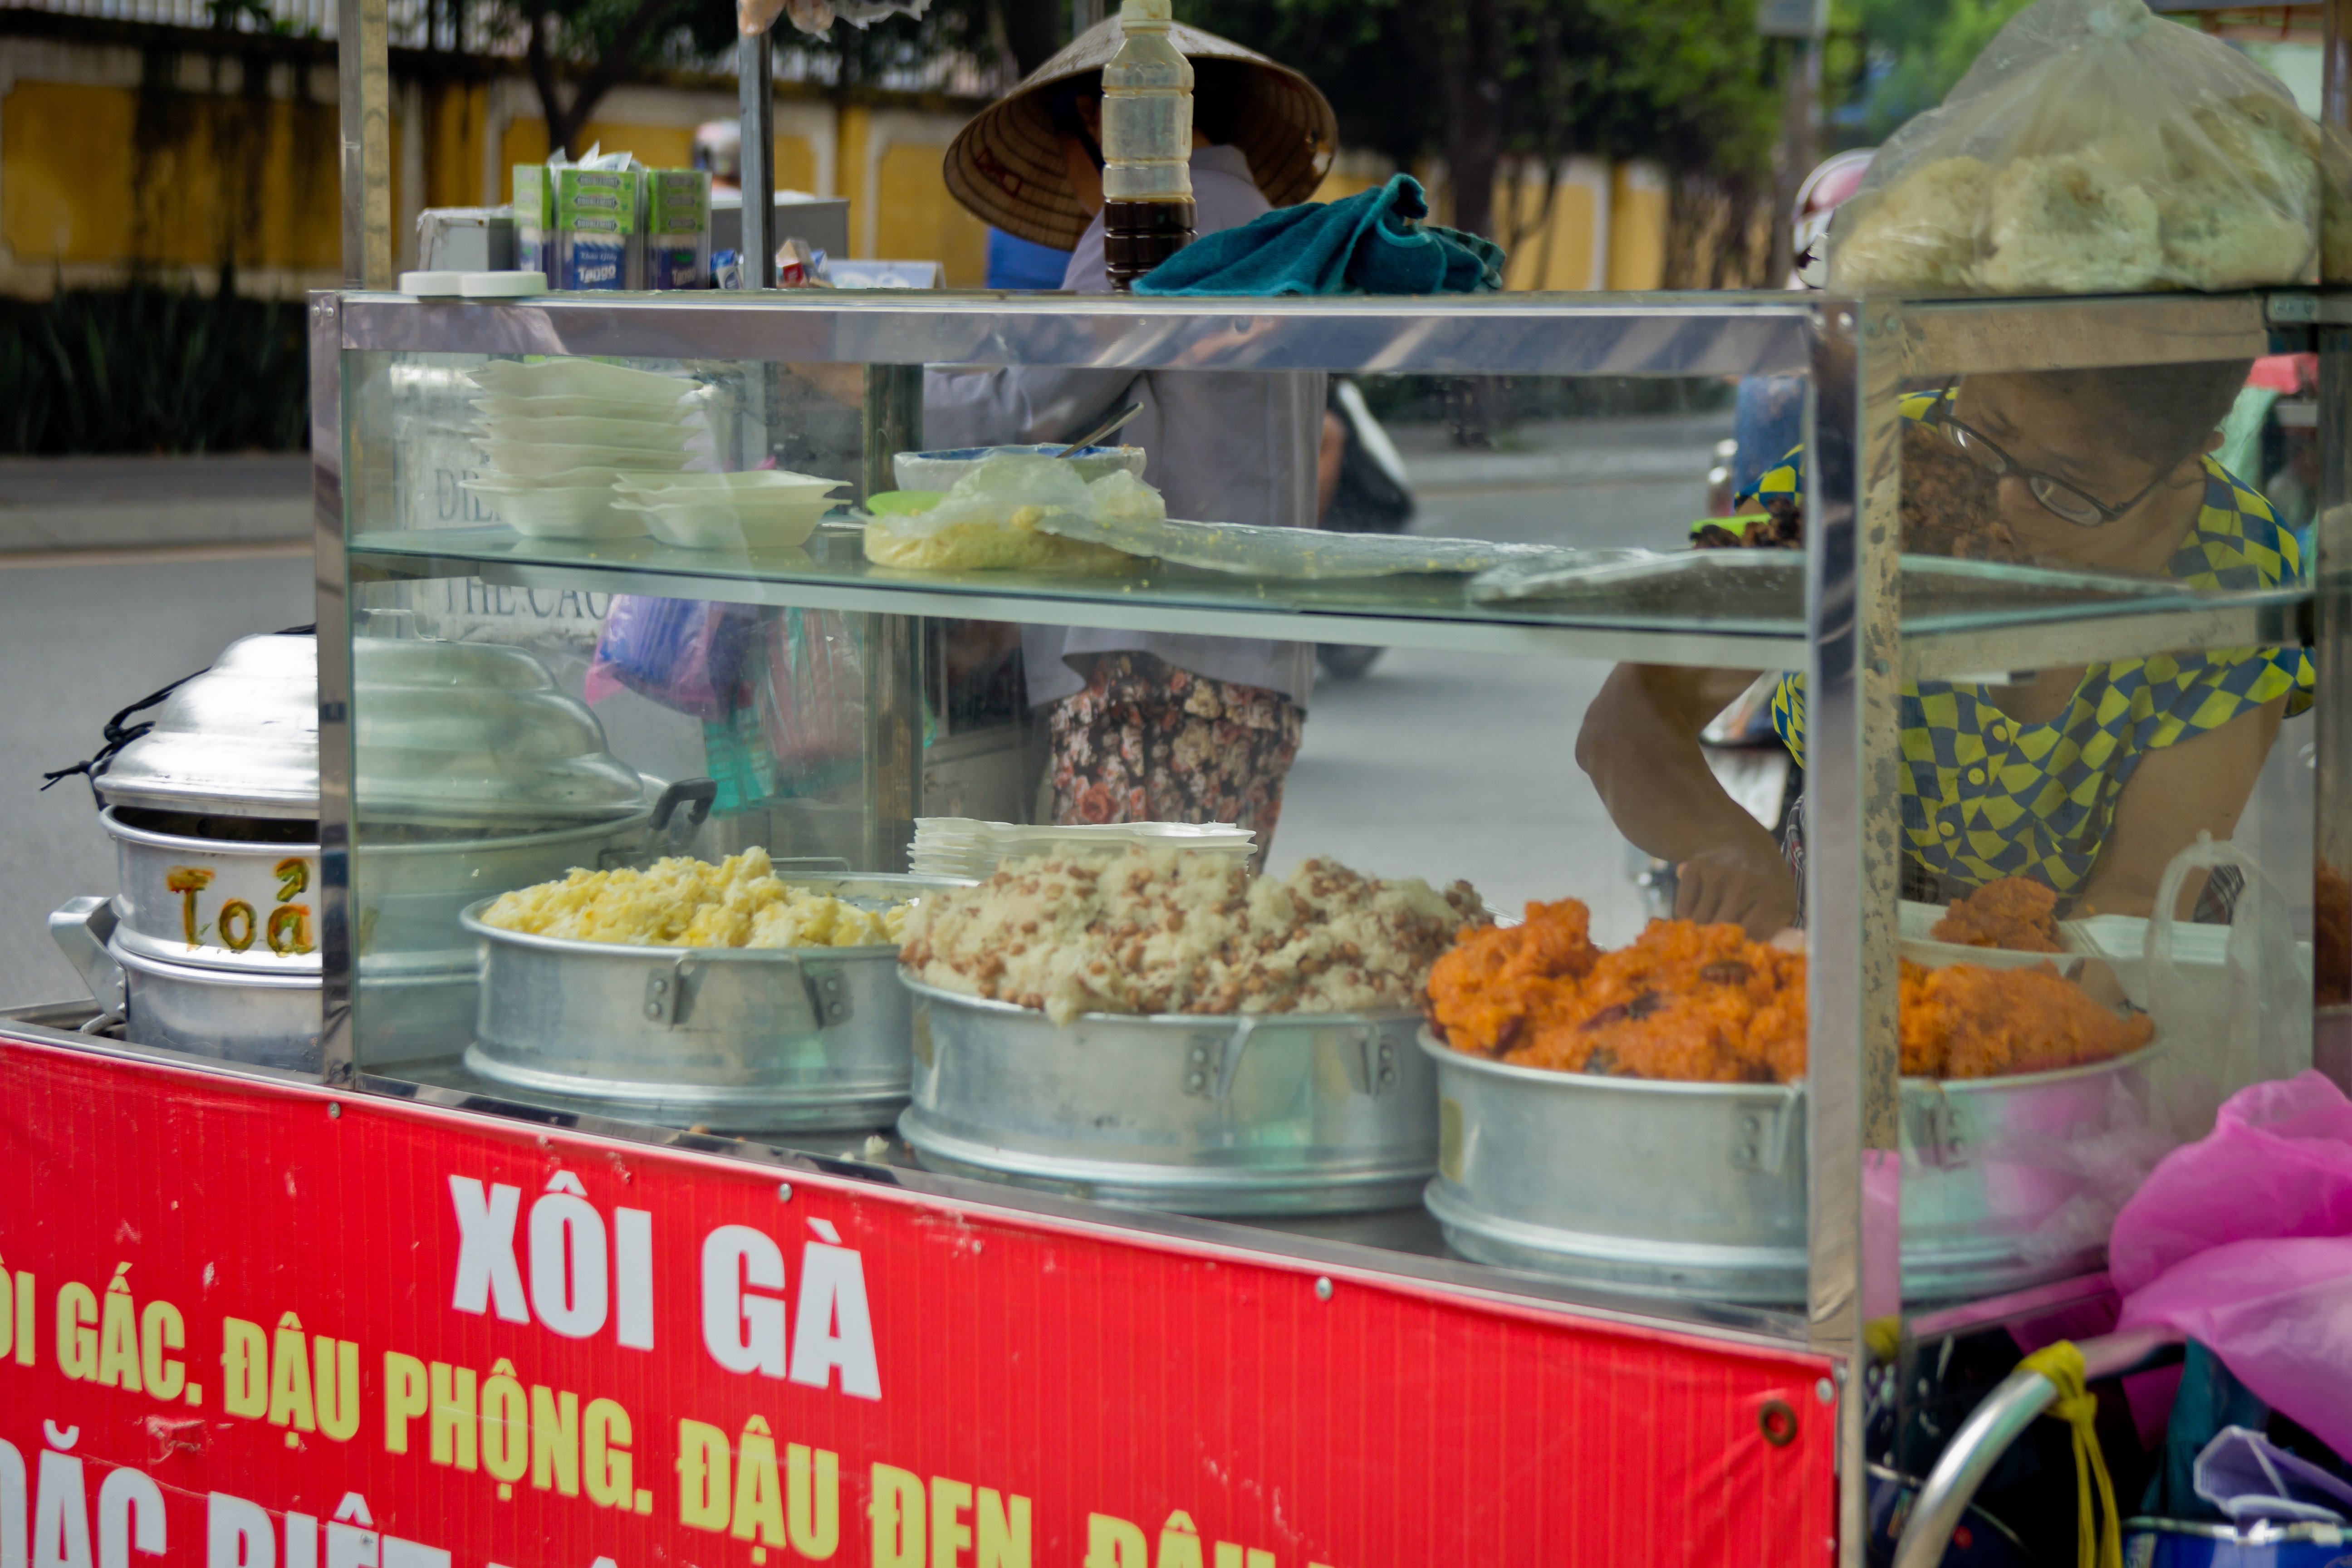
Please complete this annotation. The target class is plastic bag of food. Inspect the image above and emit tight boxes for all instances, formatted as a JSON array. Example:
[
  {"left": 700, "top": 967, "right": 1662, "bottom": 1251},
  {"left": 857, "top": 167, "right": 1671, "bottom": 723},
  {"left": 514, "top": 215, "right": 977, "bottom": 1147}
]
[
  {"left": 750, "top": 608, "right": 865, "bottom": 781},
  {"left": 878, "top": 452, "right": 1098, "bottom": 539},
  {"left": 585, "top": 597, "right": 760, "bottom": 723},
  {"left": 2142, "top": 832, "right": 2313, "bottom": 1139},
  {"left": 1829, "top": 0, "right": 2323, "bottom": 294}
]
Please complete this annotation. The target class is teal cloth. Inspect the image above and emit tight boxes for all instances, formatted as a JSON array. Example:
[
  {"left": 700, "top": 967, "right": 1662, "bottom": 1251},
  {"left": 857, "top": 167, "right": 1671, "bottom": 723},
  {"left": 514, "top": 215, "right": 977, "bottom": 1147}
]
[{"left": 1131, "top": 174, "right": 1504, "bottom": 297}]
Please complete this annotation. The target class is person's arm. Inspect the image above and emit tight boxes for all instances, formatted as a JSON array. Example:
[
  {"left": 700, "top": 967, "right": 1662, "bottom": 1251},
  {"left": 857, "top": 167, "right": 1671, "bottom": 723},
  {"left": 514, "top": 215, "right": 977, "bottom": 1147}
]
[
  {"left": 2073, "top": 694, "right": 2288, "bottom": 918},
  {"left": 1577, "top": 663, "right": 1796, "bottom": 937}
]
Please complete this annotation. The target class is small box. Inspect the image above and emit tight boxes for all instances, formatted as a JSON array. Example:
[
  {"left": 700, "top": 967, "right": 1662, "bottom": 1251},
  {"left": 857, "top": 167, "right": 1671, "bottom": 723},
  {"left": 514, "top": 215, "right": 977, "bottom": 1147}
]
[
  {"left": 553, "top": 167, "right": 638, "bottom": 290},
  {"left": 514, "top": 165, "right": 642, "bottom": 290},
  {"left": 643, "top": 169, "right": 711, "bottom": 290},
  {"left": 513, "top": 165, "right": 550, "bottom": 281}
]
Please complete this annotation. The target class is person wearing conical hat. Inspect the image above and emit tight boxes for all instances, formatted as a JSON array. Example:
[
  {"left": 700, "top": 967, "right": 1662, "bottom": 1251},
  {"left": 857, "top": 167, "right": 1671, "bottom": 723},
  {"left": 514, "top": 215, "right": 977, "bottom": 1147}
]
[{"left": 927, "top": 20, "right": 1343, "bottom": 855}]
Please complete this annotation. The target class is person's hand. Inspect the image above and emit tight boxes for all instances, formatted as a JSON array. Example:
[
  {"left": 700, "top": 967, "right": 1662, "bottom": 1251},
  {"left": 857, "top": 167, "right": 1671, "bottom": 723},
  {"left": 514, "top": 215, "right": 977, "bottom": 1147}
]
[{"left": 1675, "top": 839, "right": 1798, "bottom": 940}]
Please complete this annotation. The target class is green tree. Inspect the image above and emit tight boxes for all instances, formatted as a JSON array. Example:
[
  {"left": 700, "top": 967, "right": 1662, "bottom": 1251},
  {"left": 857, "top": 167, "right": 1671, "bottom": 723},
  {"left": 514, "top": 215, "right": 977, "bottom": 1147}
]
[
  {"left": 1827, "top": 0, "right": 2036, "bottom": 148},
  {"left": 1177, "top": 0, "right": 1775, "bottom": 254},
  {"left": 507, "top": 0, "right": 999, "bottom": 160}
]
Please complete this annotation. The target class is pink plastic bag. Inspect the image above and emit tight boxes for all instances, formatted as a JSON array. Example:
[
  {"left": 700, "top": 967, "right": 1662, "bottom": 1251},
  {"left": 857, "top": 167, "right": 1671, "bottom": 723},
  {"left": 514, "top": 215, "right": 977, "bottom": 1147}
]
[{"left": 2112, "top": 1072, "right": 2352, "bottom": 1458}]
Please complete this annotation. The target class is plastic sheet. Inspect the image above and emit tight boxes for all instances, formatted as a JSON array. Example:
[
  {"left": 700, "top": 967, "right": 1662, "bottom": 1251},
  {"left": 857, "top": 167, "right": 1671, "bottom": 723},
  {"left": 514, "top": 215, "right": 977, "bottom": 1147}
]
[
  {"left": 1829, "top": 0, "right": 2326, "bottom": 294},
  {"left": 2112, "top": 1071, "right": 2352, "bottom": 1460}
]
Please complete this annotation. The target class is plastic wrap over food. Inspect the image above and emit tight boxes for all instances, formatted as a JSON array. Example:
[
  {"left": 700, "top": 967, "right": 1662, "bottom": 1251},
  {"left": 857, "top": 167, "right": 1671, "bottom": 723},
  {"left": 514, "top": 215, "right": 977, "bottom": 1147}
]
[
  {"left": 1828, "top": 0, "right": 2342, "bottom": 293},
  {"left": 739, "top": 0, "right": 928, "bottom": 36}
]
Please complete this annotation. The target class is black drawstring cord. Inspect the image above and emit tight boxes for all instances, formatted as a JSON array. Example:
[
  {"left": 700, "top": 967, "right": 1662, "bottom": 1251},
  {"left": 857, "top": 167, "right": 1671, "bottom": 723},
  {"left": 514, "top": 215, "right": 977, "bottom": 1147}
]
[{"left": 42, "top": 623, "right": 316, "bottom": 805}]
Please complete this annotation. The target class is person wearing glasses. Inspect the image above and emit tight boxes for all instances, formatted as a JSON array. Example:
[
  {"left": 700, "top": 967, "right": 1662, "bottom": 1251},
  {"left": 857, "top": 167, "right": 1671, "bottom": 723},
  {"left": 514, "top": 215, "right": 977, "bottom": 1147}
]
[{"left": 1577, "top": 359, "right": 2314, "bottom": 938}]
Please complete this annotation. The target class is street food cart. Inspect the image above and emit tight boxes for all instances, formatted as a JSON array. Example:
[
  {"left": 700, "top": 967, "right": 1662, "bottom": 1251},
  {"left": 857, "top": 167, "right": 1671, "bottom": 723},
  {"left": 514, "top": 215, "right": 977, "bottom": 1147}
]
[{"left": 5, "top": 274, "right": 2347, "bottom": 1564}]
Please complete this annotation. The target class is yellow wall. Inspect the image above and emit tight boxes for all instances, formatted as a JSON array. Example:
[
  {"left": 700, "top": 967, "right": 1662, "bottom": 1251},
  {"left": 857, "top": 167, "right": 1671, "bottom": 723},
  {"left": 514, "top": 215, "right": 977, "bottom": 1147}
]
[
  {"left": 427, "top": 81, "right": 492, "bottom": 210},
  {"left": 0, "top": 47, "right": 1666, "bottom": 298},
  {"left": 876, "top": 142, "right": 986, "bottom": 284},
  {"left": 1497, "top": 172, "right": 1602, "bottom": 291},
  {"left": 1308, "top": 167, "right": 1391, "bottom": 205},
  {"left": 3, "top": 78, "right": 338, "bottom": 273},
  {"left": 1607, "top": 162, "right": 1668, "bottom": 290}
]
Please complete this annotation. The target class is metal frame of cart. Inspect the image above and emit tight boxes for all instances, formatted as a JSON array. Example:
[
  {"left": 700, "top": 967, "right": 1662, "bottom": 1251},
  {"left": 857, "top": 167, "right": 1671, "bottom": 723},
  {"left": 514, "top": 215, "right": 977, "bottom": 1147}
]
[{"left": 294, "top": 284, "right": 2347, "bottom": 1559}]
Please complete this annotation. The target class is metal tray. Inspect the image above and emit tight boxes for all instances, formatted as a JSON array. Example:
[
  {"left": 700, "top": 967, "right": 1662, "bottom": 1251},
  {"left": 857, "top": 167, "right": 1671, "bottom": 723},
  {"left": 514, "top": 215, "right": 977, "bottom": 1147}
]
[
  {"left": 897, "top": 975, "right": 1436, "bottom": 1216},
  {"left": 1421, "top": 1029, "right": 2169, "bottom": 1305},
  {"left": 458, "top": 874, "right": 945, "bottom": 1134}
]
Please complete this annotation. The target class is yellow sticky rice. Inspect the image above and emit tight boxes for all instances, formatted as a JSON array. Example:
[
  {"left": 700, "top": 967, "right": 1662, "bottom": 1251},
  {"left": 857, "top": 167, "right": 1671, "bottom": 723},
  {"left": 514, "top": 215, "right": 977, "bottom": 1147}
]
[
  {"left": 480, "top": 847, "right": 906, "bottom": 949},
  {"left": 862, "top": 506, "right": 1137, "bottom": 573}
]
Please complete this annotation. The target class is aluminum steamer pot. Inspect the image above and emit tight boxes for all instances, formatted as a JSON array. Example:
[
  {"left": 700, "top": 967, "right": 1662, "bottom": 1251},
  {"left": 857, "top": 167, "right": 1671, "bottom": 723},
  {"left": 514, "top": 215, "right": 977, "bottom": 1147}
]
[
  {"left": 50, "top": 897, "right": 318, "bottom": 1071},
  {"left": 457, "top": 875, "right": 944, "bottom": 1133},
  {"left": 1421, "top": 1030, "right": 2167, "bottom": 1305},
  {"left": 90, "top": 783, "right": 710, "bottom": 1065},
  {"left": 897, "top": 976, "right": 1436, "bottom": 1215}
]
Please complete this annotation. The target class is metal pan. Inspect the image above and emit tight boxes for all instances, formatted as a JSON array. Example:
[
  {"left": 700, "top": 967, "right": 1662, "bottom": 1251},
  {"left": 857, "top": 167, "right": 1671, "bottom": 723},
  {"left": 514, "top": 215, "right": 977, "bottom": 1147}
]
[
  {"left": 897, "top": 975, "right": 1436, "bottom": 1216},
  {"left": 49, "top": 897, "right": 320, "bottom": 1072},
  {"left": 1421, "top": 1029, "right": 2167, "bottom": 1305},
  {"left": 458, "top": 873, "right": 946, "bottom": 1133}
]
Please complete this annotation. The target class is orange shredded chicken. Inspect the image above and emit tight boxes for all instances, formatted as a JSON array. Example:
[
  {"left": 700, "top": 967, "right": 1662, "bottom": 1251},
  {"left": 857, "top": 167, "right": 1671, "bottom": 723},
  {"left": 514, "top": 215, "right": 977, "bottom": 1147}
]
[
  {"left": 1426, "top": 901, "right": 1805, "bottom": 1083},
  {"left": 1930, "top": 876, "right": 2063, "bottom": 952},
  {"left": 1429, "top": 899, "right": 2150, "bottom": 1083},
  {"left": 1898, "top": 960, "right": 2152, "bottom": 1079}
]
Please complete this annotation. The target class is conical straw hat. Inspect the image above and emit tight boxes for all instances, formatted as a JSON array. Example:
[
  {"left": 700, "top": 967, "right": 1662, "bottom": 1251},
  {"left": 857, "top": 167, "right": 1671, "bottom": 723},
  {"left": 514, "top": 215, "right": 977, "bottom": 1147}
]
[{"left": 945, "top": 17, "right": 1338, "bottom": 253}]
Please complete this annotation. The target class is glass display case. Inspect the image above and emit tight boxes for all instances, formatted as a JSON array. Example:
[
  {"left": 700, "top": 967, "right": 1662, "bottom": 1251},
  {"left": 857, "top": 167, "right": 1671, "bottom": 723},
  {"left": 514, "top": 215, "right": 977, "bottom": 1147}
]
[{"left": 314, "top": 285, "right": 2338, "bottom": 1552}]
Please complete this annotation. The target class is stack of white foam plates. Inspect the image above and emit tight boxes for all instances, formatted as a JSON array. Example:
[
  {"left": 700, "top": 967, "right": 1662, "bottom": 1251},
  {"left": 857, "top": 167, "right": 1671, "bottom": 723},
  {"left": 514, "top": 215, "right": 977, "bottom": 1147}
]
[
  {"left": 907, "top": 818, "right": 1257, "bottom": 881},
  {"left": 613, "top": 470, "right": 847, "bottom": 551},
  {"left": 462, "top": 360, "right": 707, "bottom": 538}
]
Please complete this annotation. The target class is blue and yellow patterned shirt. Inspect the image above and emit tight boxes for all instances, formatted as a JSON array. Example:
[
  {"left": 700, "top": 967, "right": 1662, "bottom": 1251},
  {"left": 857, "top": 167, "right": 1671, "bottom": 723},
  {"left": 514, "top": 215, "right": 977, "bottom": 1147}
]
[{"left": 1746, "top": 394, "right": 2314, "bottom": 896}]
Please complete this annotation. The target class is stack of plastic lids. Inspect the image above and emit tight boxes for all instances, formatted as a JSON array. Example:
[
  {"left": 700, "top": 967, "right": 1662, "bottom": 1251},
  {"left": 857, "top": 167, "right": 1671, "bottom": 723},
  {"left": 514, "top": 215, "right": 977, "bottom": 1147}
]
[{"left": 908, "top": 818, "right": 1256, "bottom": 881}]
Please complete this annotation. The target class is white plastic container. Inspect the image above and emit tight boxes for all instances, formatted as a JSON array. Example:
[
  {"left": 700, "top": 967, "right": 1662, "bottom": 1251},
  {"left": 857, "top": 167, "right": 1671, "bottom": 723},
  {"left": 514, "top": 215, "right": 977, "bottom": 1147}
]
[
  {"left": 619, "top": 495, "right": 834, "bottom": 551},
  {"left": 460, "top": 480, "right": 646, "bottom": 539},
  {"left": 467, "top": 360, "right": 698, "bottom": 402},
  {"left": 475, "top": 415, "right": 700, "bottom": 451},
  {"left": 475, "top": 441, "right": 696, "bottom": 478}
]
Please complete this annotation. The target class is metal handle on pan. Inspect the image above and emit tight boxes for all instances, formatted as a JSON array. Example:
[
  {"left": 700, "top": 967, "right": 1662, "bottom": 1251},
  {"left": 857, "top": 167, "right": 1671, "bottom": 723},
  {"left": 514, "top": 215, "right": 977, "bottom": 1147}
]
[
  {"left": 1181, "top": 1019, "right": 1389, "bottom": 1102},
  {"left": 649, "top": 778, "right": 718, "bottom": 838},
  {"left": 1891, "top": 1325, "right": 2184, "bottom": 1568},
  {"left": 1181, "top": 1016, "right": 1262, "bottom": 1102},
  {"left": 641, "top": 951, "right": 853, "bottom": 1033},
  {"left": 49, "top": 896, "right": 126, "bottom": 1015}
]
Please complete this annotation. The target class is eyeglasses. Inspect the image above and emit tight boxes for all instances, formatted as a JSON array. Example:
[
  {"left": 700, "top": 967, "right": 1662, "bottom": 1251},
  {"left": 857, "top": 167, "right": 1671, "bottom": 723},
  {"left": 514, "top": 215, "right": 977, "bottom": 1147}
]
[{"left": 1924, "top": 399, "right": 2172, "bottom": 528}]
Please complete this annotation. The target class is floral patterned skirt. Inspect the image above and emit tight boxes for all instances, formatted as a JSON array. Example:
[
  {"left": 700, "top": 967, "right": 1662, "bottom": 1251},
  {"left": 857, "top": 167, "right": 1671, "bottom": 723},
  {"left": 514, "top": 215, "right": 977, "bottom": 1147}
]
[{"left": 1046, "top": 652, "right": 1305, "bottom": 849}]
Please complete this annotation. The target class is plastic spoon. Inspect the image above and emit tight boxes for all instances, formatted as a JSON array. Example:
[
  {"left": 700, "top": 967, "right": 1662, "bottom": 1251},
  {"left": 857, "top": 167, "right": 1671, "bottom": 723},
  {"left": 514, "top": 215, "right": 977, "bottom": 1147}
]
[{"left": 1056, "top": 402, "right": 1145, "bottom": 459}]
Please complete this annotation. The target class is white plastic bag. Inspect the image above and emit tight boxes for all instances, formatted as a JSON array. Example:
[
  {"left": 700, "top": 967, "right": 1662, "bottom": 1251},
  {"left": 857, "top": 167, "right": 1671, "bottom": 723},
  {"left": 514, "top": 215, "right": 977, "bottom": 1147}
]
[
  {"left": 2144, "top": 832, "right": 2313, "bottom": 1138},
  {"left": 739, "top": 0, "right": 928, "bottom": 37},
  {"left": 1830, "top": 0, "right": 2324, "bottom": 294},
  {"left": 876, "top": 452, "right": 1098, "bottom": 540}
]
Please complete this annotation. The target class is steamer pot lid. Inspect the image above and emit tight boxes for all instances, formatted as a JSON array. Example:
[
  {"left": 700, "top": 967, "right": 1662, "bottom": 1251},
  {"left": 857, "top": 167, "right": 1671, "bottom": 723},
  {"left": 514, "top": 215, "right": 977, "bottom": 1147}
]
[{"left": 96, "top": 626, "right": 646, "bottom": 825}]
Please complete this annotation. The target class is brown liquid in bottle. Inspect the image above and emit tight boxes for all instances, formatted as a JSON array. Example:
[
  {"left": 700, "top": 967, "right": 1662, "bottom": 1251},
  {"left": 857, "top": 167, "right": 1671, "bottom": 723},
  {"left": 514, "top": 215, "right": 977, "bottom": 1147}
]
[{"left": 1103, "top": 198, "right": 1196, "bottom": 290}]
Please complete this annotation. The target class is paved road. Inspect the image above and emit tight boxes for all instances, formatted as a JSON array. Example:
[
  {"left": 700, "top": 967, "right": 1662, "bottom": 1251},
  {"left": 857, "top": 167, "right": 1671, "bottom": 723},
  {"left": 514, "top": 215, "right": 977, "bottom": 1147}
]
[
  {"left": 0, "top": 544, "right": 317, "bottom": 1005},
  {"left": 0, "top": 427, "right": 1715, "bottom": 1007},
  {"left": 1271, "top": 461, "right": 1709, "bottom": 942}
]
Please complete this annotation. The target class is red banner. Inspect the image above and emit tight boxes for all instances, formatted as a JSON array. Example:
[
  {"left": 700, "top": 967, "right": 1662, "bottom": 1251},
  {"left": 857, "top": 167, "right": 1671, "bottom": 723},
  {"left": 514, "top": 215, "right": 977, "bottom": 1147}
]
[{"left": 0, "top": 1031, "right": 1834, "bottom": 1566}]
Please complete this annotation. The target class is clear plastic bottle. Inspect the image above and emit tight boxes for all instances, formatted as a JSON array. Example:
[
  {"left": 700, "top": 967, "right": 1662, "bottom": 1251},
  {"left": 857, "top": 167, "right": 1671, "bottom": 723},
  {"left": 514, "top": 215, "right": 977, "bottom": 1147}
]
[{"left": 1098, "top": 0, "right": 1195, "bottom": 289}]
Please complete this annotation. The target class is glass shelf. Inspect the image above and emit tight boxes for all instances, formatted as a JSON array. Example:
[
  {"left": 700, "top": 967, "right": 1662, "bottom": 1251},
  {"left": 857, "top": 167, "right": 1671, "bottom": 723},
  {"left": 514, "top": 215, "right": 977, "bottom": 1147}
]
[{"left": 350, "top": 521, "right": 2311, "bottom": 674}]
